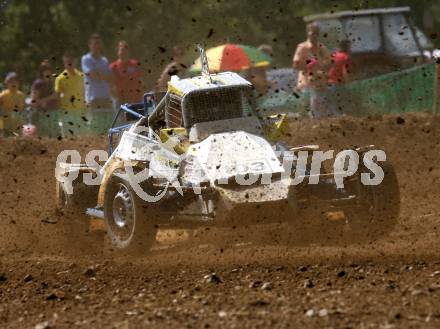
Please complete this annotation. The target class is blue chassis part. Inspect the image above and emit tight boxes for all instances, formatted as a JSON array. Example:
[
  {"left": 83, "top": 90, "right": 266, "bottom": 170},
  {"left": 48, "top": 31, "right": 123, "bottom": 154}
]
[{"left": 107, "top": 92, "right": 156, "bottom": 155}]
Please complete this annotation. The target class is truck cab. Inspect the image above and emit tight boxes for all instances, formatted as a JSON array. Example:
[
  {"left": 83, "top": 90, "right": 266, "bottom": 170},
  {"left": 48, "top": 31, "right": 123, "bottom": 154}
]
[{"left": 304, "top": 6, "right": 434, "bottom": 80}]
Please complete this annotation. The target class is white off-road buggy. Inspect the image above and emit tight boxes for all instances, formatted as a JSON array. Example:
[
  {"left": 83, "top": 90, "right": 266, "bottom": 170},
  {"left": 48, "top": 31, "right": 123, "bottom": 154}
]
[{"left": 55, "top": 64, "right": 399, "bottom": 254}]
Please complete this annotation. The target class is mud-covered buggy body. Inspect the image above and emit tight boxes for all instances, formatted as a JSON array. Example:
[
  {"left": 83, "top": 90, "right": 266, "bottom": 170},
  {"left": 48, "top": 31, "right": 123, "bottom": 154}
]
[{"left": 56, "top": 71, "right": 400, "bottom": 253}]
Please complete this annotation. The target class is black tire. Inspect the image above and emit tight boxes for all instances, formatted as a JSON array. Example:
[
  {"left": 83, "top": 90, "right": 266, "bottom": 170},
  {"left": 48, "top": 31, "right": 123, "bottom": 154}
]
[
  {"left": 290, "top": 162, "right": 400, "bottom": 245},
  {"left": 193, "top": 193, "right": 298, "bottom": 248},
  {"left": 103, "top": 174, "right": 158, "bottom": 255},
  {"left": 345, "top": 162, "right": 400, "bottom": 241},
  {"left": 56, "top": 180, "right": 102, "bottom": 254},
  {"left": 289, "top": 203, "right": 339, "bottom": 245}
]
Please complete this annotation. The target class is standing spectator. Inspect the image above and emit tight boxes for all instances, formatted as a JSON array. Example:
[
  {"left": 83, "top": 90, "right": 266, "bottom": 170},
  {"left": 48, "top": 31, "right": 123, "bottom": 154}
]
[
  {"left": 55, "top": 52, "right": 85, "bottom": 111},
  {"left": 156, "top": 46, "right": 186, "bottom": 93},
  {"left": 253, "top": 45, "right": 274, "bottom": 95},
  {"left": 31, "top": 60, "right": 59, "bottom": 111},
  {"left": 293, "top": 23, "right": 332, "bottom": 118},
  {"left": 258, "top": 44, "right": 275, "bottom": 72},
  {"left": 247, "top": 66, "right": 271, "bottom": 97},
  {"left": 81, "top": 33, "right": 112, "bottom": 110},
  {"left": 328, "top": 40, "right": 352, "bottom": 115},
  {"left": 328, "top": 39, "right": 352, "bottom": 85},
  {"left": 109, "top": 40, "right": 144, "bottom": 111},
  {"left": 0, "top": 72, "right": 26, "bottom": 136},
  {"left": 293, "top": 23, "right": 331, "bottom": 90}
]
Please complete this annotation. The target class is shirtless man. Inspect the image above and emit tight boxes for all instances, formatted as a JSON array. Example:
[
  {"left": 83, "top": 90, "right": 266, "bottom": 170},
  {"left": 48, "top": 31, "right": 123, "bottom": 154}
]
[{"left": 293, "top": 23, "right": 332, "bottom": 118}]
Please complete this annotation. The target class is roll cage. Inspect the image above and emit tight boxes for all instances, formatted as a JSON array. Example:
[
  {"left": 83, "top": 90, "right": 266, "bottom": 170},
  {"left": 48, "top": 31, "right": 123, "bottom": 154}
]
[
  {"left": 108, "top": 85, "right": 258, "bottom": 155},
  {"left": 107, "top": 92, "right": 156, "bottom": 154}
]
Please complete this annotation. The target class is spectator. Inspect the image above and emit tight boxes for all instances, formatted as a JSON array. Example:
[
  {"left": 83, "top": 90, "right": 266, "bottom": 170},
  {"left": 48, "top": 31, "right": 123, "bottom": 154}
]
[
  {"left": 55, "top": 52, "right": 85, "bottom": 111},
  {"left": 247, "top": 66, "right": 271, "bottom": 97},
  {"left": 31, "top": 60, "right": 59, "bottom": 111},
  {"left": 0, "top": 72, "right": 26, "bottom": 135},
  {"left": 109, "top": 40, "right": 145, "bottom": 111},
  {"left": 293, "top": 23, "right": 332, "bottom": 118},
  {"left": 293, "top": 23, "right": 331, "bottom": 90},
  {"left": 156, "top": 46, "right": 186, "bottom": 93},
  {"left": 258, "top": 44, "right": 275, "bottom": 71},
  {"left": 81, "top": 33, "right": 112, "bottom": 110},
  {"left": 252, "top": 45, "right": 274, "bottom": 95},
  {"left": 328, "top": 39, "right": 352, "bottom": 85},
  {"left": 328, "top": 40, "right": 352, "bottom": 115}
]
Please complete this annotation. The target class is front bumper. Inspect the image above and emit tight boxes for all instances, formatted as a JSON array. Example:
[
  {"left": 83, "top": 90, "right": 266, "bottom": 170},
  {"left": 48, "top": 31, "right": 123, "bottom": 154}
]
[
  {"left": 213, "top": 178, "right": 295, "bottom": 224},
  {"left": 216, "top": 177, "right": 292, "bottom": 205}
]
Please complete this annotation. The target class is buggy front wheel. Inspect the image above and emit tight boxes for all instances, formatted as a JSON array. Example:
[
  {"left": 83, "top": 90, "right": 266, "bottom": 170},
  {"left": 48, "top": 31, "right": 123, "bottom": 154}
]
[{"left": 103, "top": 174, "right": 158, "bottom": 255}]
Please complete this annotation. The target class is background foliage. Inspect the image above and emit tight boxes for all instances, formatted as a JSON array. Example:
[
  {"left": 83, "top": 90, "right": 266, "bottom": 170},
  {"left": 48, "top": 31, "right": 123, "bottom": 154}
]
[{"left": 0, "top": 0, "right": 439, "bottom": 90}]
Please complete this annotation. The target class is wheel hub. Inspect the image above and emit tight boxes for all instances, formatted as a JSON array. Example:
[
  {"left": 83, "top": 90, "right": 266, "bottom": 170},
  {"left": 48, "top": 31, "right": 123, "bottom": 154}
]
[{"left": 111, "top": 184, "right": 135, "bottom": 240}]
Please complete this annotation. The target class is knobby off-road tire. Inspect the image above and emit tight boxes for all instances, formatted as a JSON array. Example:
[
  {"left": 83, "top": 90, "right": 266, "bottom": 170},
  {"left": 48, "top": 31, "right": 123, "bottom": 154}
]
[
  {"left": 103, "top": 174, "right": 158, "bottom": 256},
  {"left": 290, "top": 162, "right": 400, "bottom": 246},
  {"left": 56, "top": 180, "right": 101, "bottom": 254},
  {"left": 345, "top": 162, "right": 400, "bottom": 242},
  {"left": 193, "top": 192, "right": 298, "bottom": 249}
]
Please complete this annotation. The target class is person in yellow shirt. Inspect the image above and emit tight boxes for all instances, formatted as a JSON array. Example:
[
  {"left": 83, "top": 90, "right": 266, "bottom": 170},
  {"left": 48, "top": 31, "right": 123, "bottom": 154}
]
[
  {"left": 55, "top": 52, "right": 86, "bottom": 111},
  {"left": 0, "top": 72, "right": 26, "bottom": 136}
]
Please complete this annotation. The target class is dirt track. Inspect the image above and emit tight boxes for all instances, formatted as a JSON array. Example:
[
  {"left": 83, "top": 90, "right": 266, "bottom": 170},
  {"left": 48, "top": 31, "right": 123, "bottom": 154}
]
[{"left": 1, "top": 113, "right": 440, "bottom": 328}]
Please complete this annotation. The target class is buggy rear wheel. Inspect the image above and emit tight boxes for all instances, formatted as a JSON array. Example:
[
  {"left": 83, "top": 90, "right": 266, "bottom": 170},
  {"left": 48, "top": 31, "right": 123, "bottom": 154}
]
[
  {"left": 292, "top": 162, "right": 400, "bottom": 245},
  {"left": 344, "top": 162, "right": 400, "bottom": 242},
  {"left": 56, "top": 180, "right": 102, "bottom": 254}
]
